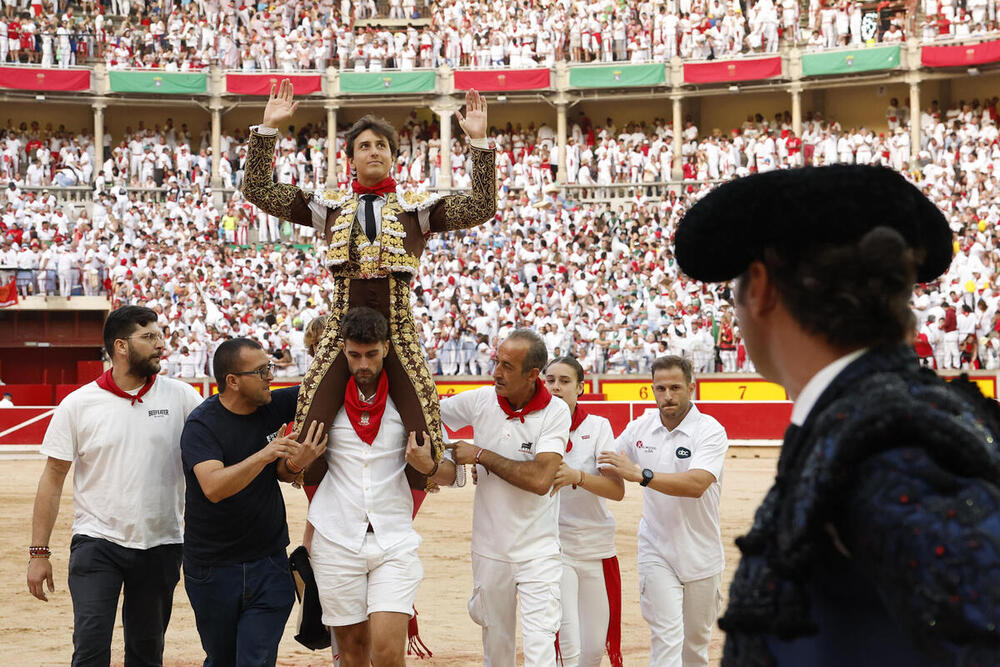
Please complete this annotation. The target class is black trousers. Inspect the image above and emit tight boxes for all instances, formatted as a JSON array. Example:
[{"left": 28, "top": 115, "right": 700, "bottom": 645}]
[{"left": 67, "top": 534, "right": 182, "bottom": 667}]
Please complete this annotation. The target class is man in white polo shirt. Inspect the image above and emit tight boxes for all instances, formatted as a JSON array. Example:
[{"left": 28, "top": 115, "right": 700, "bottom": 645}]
[
  {"left": 439, "top": 328, "right": 571, "bottom": 667},
  {"left": 600, "top": 354, "right": 729, "bottom": 667},
  {"left": 307, "top": 306, "right": 458, "bottom": 666},
  {"left": 26, "top": 305, "right": 203, "bottom": 665}
]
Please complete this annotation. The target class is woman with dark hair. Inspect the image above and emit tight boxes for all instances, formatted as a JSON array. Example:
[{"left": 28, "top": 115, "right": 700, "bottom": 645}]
[{"left": 544, "top": 356, "right": 625, "bottom": 667}]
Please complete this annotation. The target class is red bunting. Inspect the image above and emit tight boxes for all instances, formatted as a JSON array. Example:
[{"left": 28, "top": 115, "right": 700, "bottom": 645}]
[
  {"left": 225, "top": 72, "right": 323, "bottom": 95},
  {"left": 683, "top": 57, "right": 782, "bottom": 84},
  {"left": 921, "top": 39, "right": 1000, "bottom": 67},
  {"left": 454, "top": 68, "right": 550, "bottom": 91},
  {"left": 0, "top": 67, "right": 90, "bottom": 91}
]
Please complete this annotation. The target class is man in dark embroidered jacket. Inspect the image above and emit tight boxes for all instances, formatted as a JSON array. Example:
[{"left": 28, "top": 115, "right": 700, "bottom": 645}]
[
  {"left": 675, "top": 165, "right": 999, "bottom": 666},
  {"left": 241, "top": 79, "right": 495, "bottom": 490}
]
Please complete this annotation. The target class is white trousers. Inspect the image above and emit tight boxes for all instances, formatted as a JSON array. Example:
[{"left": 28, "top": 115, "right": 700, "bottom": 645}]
[
  {"left": 720, "top": 350, "right": 737, "bottom": 373},
  {"left": 558, "top": 556, "right": 610, "bottom": 667},
  {"left": 470, "top": 552, "right": 562, "bottom": 667},
  {"left": 638, "top": 559, "right": 721, "bottom": 667}
]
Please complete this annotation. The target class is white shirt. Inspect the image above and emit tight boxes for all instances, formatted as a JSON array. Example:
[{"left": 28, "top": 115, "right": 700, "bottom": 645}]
[
  {"left": 308, "top": 395, "right": 416, "bottom": 553},
  {"left": 615, "top": 403, "right": 728, "bottom": 582},
  {"left": 40, "top": 376, "right": 203, "bottom": 549},
  {"left": 559, "top": 412, "right": 617, "bottom": 560},
  {"left": 790, "top": 348, "right": 867, "bottom": 425},
  {"left": 440, "top": 385, "right": 570, "bottom": 562}
]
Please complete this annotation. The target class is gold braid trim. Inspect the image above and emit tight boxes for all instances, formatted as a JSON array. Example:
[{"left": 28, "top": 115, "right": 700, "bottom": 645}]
[
  {"left": 326, "top": 198, "right": 359, "bottom": 267},
  {"left": 440, "top": 145, "right": 497, "bottom": 231},
  {"left": 241, "top": 129, "right": 307, "bottom": 220},
  {"left": 294, "top": 277, "right": 351, "bottom": 431},
  {"left": 398, "top": 188, "right": 444, "bottom": 211},
  {"left": 326, "top": 193, "right": 420, "bottom": 278},
  {"left": 388, "top": 275, "right": 445, "bottom": 487}
]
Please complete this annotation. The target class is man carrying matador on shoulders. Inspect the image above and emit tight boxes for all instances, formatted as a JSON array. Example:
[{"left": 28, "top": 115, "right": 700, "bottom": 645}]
[{"left": 242, "top": 79, "right": 495, "bottom": 491}]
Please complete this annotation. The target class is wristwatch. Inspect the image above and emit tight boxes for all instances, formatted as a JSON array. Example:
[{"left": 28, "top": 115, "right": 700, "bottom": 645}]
[{"left": 640, "top": 468, "right": 654, "bottom": 487}]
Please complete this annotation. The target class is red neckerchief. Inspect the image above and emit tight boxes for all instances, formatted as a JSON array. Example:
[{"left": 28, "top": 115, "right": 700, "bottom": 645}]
[
  {"left": 497, "top": 378, "right": 552, "bottom": 423},
  {"left": 566, "top": 403, "right": 590, "bottom": 453},
  {"left": 95, "top": 369, "right": 156, "bottom": 406},
  {"left": 351, "top": 177, "right": 397, "bottom": 197},
  {"left": 344, "top": 372, "right": 389, "bottom": 445}
]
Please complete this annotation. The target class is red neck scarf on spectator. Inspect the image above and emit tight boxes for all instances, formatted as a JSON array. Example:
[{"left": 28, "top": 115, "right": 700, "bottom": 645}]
[
  {"left": 96, "top": 369, "right": 156, "bottom": 406},
  {"left": 497, "top": 378, "right": 552, "bottom": 423},
  {"left": 566, "top": 403, "right": 590, "bottom": 453},
  {"left": 344, "top": 372, "right": 389, "bottom": 445},
  {"left": 352, "top": 177, "right": 397, "bottom": 197}
]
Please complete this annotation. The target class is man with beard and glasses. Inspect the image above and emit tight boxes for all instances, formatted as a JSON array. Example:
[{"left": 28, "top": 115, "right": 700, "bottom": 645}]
[
  {"left": 308, "top": 307, "right": 459, "bottom": 667},
  {"left": 27, "top": 305, "right": 203, "bottom": 665}
]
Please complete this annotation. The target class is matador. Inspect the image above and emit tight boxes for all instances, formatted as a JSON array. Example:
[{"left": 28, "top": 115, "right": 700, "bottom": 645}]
[{"left": 241, "top": 80, "right": 496, "bottom": 490}]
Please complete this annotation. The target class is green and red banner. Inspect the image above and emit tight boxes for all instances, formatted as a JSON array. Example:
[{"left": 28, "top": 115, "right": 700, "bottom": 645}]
[
  {"left": 225, "top": 72, "right": 323, "bottom": 95},
  {"left": 801, "top": 45, "right": 900, "bottom": 77},
  {"left": 339, "top": 70, "right": 436, "bottom": 94},
  {"left": 569, "top": 63, "right": 666, "bottom": 88},
  {"left": 109, "top": 70, "right": 207, "bottom": 94},
  {"left": 453, "top": 68, "right": 550, "bottom": 91},
  {"left": 682, "top": 57, "right": 782, "bottom": 84},
  {"left": 921, "top": 38, "right": 1000, "bottom": 67},
  {"left": 0, "top": 67, "right": 90, "bottom": 91}
]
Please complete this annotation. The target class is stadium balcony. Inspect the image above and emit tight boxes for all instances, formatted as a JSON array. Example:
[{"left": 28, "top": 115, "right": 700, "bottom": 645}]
[{"left": 0, "top": 32, "right": 998, "bottom": 208}]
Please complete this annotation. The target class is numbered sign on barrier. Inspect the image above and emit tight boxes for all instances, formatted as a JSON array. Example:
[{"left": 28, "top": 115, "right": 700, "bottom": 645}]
[
  {"left": 697, "top": 380, "right": 788, "bottom": 401},
  {"left": 601, "top": 381, "right": 655, "bottom": 401}
]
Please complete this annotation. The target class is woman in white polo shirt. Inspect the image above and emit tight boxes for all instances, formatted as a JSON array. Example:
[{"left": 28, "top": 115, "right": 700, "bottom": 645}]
[{"left": 545, "top": 356, "right": 625, "bottom": 667}]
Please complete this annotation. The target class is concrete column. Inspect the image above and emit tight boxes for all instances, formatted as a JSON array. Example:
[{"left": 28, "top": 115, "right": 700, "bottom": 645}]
[
  {"left": 325, "top": 104, "right": 338, "bottom": 188},
  {"left": 556, "top": 101, "right": 568, "bottom": 183},
  {"left": 909, "top": 78, "right": 921, "bottom": 166},
  {"left": 671, "top": 94, "right": 683, "bottom": 180},
  {"left": 93, "top": 102, "right": 105, "bottom": 181},
  {"left": 790, "top": 85, "right": 803, "bottom": 137},
  {"left": 210, "top": 103, "right": 222, "bottom": 188},
  {"left": 436, "top": 107, "right": 453, "bottom": 189}
]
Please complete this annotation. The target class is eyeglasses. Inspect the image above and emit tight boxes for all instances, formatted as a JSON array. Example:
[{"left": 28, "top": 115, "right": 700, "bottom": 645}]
[
  {"left": 124, "top": 332, "right": 165, "bottom": 343},
  {"left": 232, "top": 363, "right": 276, "bottom": 381}
]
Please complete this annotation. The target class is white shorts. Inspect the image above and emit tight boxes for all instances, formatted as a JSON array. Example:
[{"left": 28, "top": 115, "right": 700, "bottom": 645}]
[{"left": 310, "top": 529, "right": 422, "bottom": 627}]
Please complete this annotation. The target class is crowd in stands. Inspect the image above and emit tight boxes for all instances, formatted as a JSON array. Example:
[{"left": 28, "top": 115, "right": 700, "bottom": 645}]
[
  {"left": 3, "top": 97, "right": 1000, "bottom": 377},
  {"left": 2, "top": 0, "right": 993, "bottom": 72}
]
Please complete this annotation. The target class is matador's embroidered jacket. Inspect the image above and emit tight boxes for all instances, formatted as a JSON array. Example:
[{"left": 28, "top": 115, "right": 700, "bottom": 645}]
[{"left": 241, "top": 127, "right": 496, "bottom": 490}]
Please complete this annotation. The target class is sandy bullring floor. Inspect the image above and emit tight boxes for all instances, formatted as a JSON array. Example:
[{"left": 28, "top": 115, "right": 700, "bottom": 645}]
[{"left": 0, "top": 447, "right": 778, "bottom": 666}]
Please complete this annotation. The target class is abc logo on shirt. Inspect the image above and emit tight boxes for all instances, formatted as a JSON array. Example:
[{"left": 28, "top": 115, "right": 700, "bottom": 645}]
[{"left": 675, "top": 446, "right": 692, "bottom": 459}]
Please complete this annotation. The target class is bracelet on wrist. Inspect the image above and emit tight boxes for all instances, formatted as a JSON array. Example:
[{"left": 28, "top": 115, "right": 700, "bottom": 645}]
[
  {"left": 578, "top": 470, "right": 585, "bottom": 486},
  {"left": 474, "top": 447, "right": 485, "bottom": 466},
  {"left": 285, "top": 460, "right": 304, "bottom": 474},
  {"left": 29, "top": 545, "right": 51, "bottom": 559},
  {"left": 426, "top": 460, "right": 440, "bottom": 478}
]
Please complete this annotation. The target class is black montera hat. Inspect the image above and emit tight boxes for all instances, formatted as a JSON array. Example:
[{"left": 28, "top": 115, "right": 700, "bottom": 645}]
[{"left": 674, "top": 165, "right": 953, "bottom": 284}]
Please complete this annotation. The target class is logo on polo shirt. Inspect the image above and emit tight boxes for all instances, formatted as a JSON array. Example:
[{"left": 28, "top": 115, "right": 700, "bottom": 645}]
[
  {"left": 676, "top": 446, "right": 692, "bottom": 459},
  {"left": 147, "top": 409, "right": 169, "bottom": 418},
  {"left": 582, "top": 434, "right": 591, "bottom": 439},
  {"left": 636, "top": 440, "right": 644, "bottom": 448},
  {"left": 520, "top": 441, "right": 533, "bottom": 452}
]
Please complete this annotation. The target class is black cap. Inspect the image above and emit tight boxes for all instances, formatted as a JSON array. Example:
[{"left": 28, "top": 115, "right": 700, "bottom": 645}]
[{"left": 674, "top": 166, "right": 953, "bottom": 284}]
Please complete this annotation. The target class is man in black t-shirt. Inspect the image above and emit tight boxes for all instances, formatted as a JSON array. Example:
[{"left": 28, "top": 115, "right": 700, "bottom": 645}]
[{"left": 181, "top": 337, "right": 327, "bottom": 666}]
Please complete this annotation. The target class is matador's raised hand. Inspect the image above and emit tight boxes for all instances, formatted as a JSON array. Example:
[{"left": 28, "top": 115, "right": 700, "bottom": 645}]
[
  {"left": 262, "top": 78, "right": 300, "bottom": 130},
  {"left": 456, "top": 88, "right": 488, "bottom": 140}
]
